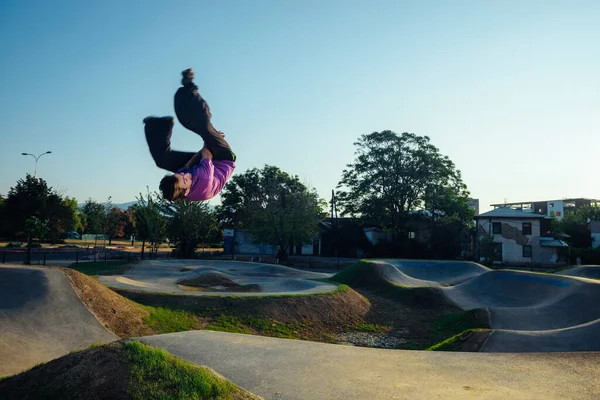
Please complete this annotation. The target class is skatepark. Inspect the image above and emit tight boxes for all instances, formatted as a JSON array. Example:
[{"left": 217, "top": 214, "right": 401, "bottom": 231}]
[{"left": 1, "top": 259, "right": 600, "bottom": 399}]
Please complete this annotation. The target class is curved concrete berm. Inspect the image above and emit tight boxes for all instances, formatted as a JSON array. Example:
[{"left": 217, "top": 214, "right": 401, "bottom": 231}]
[
  {"left": 0, "top": 265, "right": 118, "bottom": 377},
  {"left": 377, "top": 259, "right": 600, "bottom": 352},
  {"left": 383, "top": 259, "right": 490, "bottom": 285},
  {"left": 559, "top": 265, "right": 600, "bottom": 280},
  {"left": 99, "top": 259, "right": 338, "bottom": 296}
]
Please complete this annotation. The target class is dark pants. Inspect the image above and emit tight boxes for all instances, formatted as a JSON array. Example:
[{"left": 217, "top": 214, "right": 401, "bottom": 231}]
[
  {"left": 145, "top": 85, "right": 235, "bottom": 173},
  {"left": 174, "top": 83, "right": 236, "bottom": 162},
  {"left": 144, "top": 117, "right": 195, "bottom": 173}
]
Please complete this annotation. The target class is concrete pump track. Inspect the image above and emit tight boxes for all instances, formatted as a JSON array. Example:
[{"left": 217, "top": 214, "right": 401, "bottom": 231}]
[{"left": 2, "top": 261, "right": 600, "bottom": 399}]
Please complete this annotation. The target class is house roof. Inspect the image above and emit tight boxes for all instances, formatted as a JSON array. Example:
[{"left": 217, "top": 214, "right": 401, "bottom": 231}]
[
  {"left": 540, "top": 238, "right": 569, "bottom": 247},
  {"left": 475, "top": 206, "right": 547, "bottom": 220}
]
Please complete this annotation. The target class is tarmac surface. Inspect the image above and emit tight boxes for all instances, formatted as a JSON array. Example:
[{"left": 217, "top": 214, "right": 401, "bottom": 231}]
[
  {"left": 99, "top": 259, "right": 337, "bottom": 296},
  {"left": 138, "top": 330, "right": 600, "bottom": 400},
  {"left": 0, "top": 265, "right": 118, "bottom": 376},
  {"left": 379, "top": 260, "right": 600, "bottom": 352},
  {"left": 560, "top": 265, "right": 600, "bottom": 280},
  {"left": 2, "top": 263, "right": 600, "bottom": 399}
]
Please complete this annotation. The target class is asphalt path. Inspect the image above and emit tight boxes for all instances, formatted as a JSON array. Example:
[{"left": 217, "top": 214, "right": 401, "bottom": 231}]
[
  {"left": 0, "top": 265, "right": 117, "bottom": 376},
  {"left": 139, "top": 330, "right": 600, "bottom": 400}
]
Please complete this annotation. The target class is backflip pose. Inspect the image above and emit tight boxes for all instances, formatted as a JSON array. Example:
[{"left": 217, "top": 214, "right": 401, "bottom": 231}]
[{"left": 143, "top": 68, "right": 236, "bottom": 201}]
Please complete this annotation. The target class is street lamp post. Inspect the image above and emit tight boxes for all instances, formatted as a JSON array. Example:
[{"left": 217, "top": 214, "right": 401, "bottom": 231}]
[{"left": 21, "top": 151, "right": 52, "bottom": 178}]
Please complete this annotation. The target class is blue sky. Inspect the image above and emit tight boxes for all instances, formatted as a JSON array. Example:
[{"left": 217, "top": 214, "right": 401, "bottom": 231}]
[{"left": 1, "top": 0, "right": 598, "bottom": 212}]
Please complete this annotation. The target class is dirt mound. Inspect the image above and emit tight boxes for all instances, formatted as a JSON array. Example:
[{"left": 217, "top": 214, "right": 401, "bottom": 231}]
[
  {"left": 0, "top": 343, "right": 130, "bottom": 400},
  {"left": 177, "top": 273, "right": 261, "bottom": 293},
  {"left": 117, "top": 286, "right": 371, "bottom": 327},
  {"left": 60, "top": 268, "right": 157, "bottom": 338},
  {"left": 0, "top": 341, "right": 258, "bottom": 400}
]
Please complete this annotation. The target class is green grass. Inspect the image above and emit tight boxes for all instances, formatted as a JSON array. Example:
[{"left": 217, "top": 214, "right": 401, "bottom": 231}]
[
  {"left": 124, "top": 341, "right": 248, "bottom": 400},
  {"left": 67, "top": 341, "right": 106, "bottom": 355},
  {"left": 349, "top": 322, "right": 391, "bottom": 334},
  {"left": 205, "top": 314, "right": 252, "bottom": 334},
  {"left": 433, "top": 310, "right": 487, "bottom": 335},
  {"left": 427, "top": 329, "right": 484, "bottom": 351},
  {"left": 205, "top": 314, "right": 306, "bottom": 339},
  {"left": 67, "top": 259, "right": 136, "bottom": 276},
  {"left": 143, "top": 306, "right": 199, "bottom": 333}
]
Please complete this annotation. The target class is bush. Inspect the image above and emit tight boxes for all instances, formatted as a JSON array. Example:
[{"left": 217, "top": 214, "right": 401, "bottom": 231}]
[{"left": 5, "top": 242, "right": 22, "bottom": 248}]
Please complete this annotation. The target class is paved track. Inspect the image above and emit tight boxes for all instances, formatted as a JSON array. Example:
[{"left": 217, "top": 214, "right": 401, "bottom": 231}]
[
  {"left": 384, "top": 259, "right": 490, "bottom": 285},
  {"left": 138, "top": 330, "right": 600, "bottom": 400},
  {"left": 0, "top": 265, "right": 117, "bottom": 377},
  {"left": 99, "top": 259, "right": 337, "bottom": 296},
  {"left": 380, "top": 260, "right": 600, "bottom": 352}
]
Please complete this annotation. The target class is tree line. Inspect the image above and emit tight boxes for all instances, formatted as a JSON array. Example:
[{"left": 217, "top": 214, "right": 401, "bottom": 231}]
[{"left": 0, "top": 130, "right": 494, "bottom": 260}]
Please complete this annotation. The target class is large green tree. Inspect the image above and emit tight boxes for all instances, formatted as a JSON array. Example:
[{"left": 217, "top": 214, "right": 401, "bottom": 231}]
[
  {"left": 3, "top": 174, "right": 77, "bottom": 243},
  {"left": 160, "top": 199, "right": 217, "bottom": 258},
  {"left": 553, "top": 205, "right": 600, "bottom": 249},
  {"left": 81, "top": 199, "right": 105, "bottom": 234},
  {"left": 132, "top": 192, "right": 166, "bottom": 259},
  {"left": 218, "top": 165, "right": 326, "bottom": 261},
  {"left": 336, "top": 131, "right": 473, "bottom": 257}
]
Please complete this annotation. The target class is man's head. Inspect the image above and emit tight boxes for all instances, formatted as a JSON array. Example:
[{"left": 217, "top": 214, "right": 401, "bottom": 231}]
[{"left": 159, "top": 174, "right": 187, "bottom": 201}]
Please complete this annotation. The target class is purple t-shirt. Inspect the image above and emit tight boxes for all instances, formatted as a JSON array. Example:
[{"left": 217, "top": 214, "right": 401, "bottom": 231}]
[{"left": 178, "top": 159, "right": 235, "bottom": 201}]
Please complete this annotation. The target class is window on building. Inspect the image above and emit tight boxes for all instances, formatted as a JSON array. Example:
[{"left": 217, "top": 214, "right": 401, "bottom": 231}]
[
  {"left": 408, "top": 232, "right": 416, "bottom": 239},
  {"left": 522, "top": 222, "right": 532, "bottom": 235},
  {"left": 549, "top": 202, "right": 555, "bottom": 208},
  {"left": 523, "top": 245, "right": 532, "bottom": 258},
  {"left": 492, "top": 222, "right": 501, "bottom": 234}
]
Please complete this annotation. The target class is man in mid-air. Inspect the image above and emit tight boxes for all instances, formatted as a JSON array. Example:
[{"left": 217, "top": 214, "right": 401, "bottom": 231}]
[{"left": 143, "top": 68, "right": 236, "bottom": 201}]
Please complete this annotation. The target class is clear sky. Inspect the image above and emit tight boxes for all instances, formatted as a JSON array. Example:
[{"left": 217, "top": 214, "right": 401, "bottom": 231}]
[{"left": 1, "top": 0, "right": 598, "bottom": 212}]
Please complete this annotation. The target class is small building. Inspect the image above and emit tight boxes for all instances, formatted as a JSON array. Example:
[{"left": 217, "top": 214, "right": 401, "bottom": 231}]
[
  {"left": 475, "top": 207, "right": 568, "bottom": 266},
  {"left": 468, "top": 198, "right": 480, "bottom": 216},
  {"left": 490, "top": 198, "right": 600, "bottom": 220},
  {"left": 230, "top": 229, "right": 317, "bottom": 256}
]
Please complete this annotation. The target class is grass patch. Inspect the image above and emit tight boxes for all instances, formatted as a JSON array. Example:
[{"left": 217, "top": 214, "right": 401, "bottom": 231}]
[
  {"left": 205, "top": 314, "right": 307, "bottom": 339},
  {"left": 349, "top": 322, "right": 391, "bottom": 334},
  {"left": 433, "top": 310, "right": 488, "bottom": 335},
  {"left": 205, "top": 314, "right": 252, "bottom": 334},
  {"left": 143, "top": 306, "right": 201, "bottom": 333},
  {"left": 125, "top": 341, "right": 252, "bottom": 400},
  {"left": 67, "top": 259, "right": 136, "bottom": 276},
  {"left": 427, "top": 329, "right": 484, "bottom": 351}
]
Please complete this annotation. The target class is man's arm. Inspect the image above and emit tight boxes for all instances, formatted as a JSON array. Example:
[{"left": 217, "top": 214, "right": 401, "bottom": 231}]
[{"left": 184, "top": 145, "right": 213, "bottom": 170}]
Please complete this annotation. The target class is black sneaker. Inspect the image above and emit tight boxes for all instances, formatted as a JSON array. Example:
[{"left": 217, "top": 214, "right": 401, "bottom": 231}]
[{"left": 181, "top": 68, "right": 196, "bottom": 88}]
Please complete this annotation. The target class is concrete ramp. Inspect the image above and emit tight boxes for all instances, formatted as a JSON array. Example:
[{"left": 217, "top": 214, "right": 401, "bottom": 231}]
[
  {"left": 482, "top": 318, "right": 600, "bottom": 352},
  {"left": 369, "top": 260, "right": 442, "bottom": 287},
  {"left": 0, "top": 266, "right": 118, "bottom": 377},
  {"left": 99, "top": 260, "right": 338, "bottom": 296},
  {"left": 559, "top": 265, "right": 600, "bottom": 280},
  {"left": 383, "top": 259, "right": 489, "bottom": 285}
]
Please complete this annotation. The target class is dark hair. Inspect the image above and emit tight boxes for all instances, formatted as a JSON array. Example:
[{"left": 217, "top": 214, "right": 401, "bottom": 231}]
[{"left": 159, "top": 175, "right": 179, "bottom": 201}]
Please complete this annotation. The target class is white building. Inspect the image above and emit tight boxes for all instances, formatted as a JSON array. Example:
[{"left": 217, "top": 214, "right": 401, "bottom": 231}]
[
  {"left": 490, "top": 198, "right": 599, "bottom": 220},
  {"left": 475, "top": 207, "right": 568, "bottom": 266}
]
